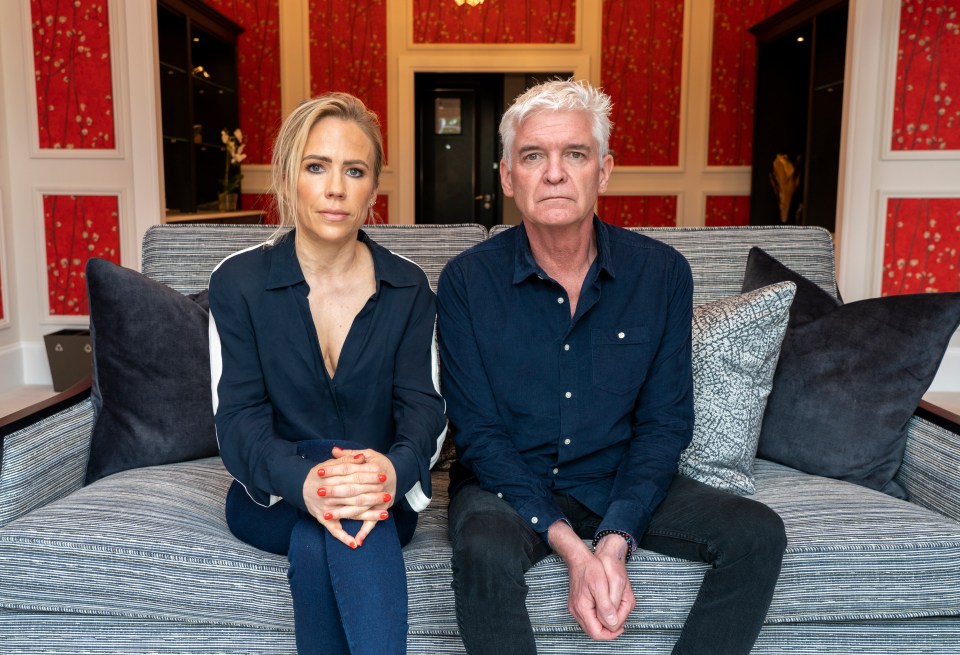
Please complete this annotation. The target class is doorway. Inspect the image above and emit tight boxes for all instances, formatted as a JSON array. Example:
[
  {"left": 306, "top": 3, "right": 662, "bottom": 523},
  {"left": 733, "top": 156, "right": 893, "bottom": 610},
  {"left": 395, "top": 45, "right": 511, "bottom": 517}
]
[{"left": 414, "top": 72, "right": 571, "bottom": 228}]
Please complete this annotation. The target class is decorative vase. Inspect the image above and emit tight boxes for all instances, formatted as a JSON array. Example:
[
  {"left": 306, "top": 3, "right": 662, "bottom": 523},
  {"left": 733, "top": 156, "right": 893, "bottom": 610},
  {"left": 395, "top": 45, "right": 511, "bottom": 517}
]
[{"left": 218, "top": 192, "right": 238, "bottom": 212}]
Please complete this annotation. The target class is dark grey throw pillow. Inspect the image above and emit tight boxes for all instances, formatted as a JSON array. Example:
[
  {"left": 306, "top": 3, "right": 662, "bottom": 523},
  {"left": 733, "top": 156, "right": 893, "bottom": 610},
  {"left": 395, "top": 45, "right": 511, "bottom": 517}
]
[
  {"left": 742, "top": 247, "right": 960, "bottom": 497},
  {"left": 85, "top": 258, "right": 217, "bottom": 484}
]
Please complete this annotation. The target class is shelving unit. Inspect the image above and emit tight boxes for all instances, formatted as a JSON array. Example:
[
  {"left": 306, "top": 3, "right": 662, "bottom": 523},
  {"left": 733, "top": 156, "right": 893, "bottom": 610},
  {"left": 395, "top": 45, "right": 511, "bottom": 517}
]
[
  {"left": 157, "top": 0, "right": 242, "bottom": 213},
  {"left": 749, "top": 0, "right": 848, "bottom": 231}
]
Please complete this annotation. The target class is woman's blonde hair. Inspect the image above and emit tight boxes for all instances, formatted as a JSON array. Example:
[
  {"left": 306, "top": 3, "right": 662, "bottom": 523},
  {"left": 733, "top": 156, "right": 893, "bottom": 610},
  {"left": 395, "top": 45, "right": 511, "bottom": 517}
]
[{"left": 269, "top": 92, "right": 383, "bottom": 237}]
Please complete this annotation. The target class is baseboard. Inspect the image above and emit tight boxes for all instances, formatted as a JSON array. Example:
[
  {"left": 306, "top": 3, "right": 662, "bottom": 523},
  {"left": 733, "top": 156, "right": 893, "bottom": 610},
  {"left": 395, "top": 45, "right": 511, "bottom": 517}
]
[{"left": 929, "top": 346, "right": 960, "bottom": 392}]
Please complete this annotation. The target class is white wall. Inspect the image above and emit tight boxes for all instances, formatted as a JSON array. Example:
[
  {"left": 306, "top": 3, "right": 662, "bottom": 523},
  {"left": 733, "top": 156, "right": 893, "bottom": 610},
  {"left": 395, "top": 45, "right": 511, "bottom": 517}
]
[{"left": 0, "top": 0, "right": 163, "bottom": 390}]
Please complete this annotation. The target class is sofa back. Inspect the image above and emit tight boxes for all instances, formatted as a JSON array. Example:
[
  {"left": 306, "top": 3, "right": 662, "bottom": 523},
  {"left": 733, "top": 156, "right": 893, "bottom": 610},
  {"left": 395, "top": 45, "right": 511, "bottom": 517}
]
[
  {"left": 491, "top": 224, "right": 837, "bottom": 307},
  {"left": 143, "top": 223, "right": 837, "bottom": 305}
]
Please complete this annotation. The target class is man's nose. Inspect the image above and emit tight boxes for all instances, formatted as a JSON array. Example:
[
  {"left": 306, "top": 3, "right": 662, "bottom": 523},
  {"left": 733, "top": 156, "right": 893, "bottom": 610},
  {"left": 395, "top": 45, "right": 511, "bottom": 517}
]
[{"left": 544, "top": 155, "right": 566, "bottom": 184}]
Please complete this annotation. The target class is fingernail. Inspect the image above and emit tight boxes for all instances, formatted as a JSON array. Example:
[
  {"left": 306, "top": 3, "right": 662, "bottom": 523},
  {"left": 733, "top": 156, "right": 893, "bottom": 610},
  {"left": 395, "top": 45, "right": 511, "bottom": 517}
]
[
  {"left": 323, "top": 512, "right": 333, "bottom": 520},
  {"left": 357, "top": 538, "right": 363, "bottom": 547},
  {"left": 353, "top": 453, "right": 364, "bottom": 460},
  {"left": 317, "top": 487, "right": 326, "bottom": 497},
  {"left": 350, "top": 541, "right": 356, "bottom": 549},
  {"left": 378, "top": 473, "right": 387, "bottom": 482},
  {"left": 316, "top": 468, "right": 325, "bottom": 477},
  {"left": 380, "top": 511, "right": 389, "bottom": 520},
  {"left": 383, "top": 493, "right": 392, "bottom": 503}
]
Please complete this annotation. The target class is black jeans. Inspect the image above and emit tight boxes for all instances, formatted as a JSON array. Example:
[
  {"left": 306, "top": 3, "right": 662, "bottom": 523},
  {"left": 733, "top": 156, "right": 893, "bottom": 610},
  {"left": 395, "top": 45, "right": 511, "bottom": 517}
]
[{"left": 448, "top": 475, "right": 787, "bottom": 655}]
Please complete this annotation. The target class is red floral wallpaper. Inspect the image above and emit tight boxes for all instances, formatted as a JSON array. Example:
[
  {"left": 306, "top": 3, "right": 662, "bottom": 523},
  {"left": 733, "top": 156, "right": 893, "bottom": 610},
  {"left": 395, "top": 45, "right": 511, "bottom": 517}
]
[
  {"left": 705, "top": 195, "right": 751, "bottom": 227},
  {"left": 708, "top": 0, "right": 799, "bottom": 166},
  {"left": 892, "top": 0, "right": 960, "bottom": 151},
  {"left": 30, "top": 0, "right": 116, "bottom": 150},
  {"left": 309, "top": 1, "right": 388, "bottom": 160},
  {"left": 203, "top": 0, "right": 281, "bottom": 164},
  {"left": 597, "top": 196, "right": 677, "bottom": 227},
  {"left": 413, "top": 0, "right": 576, "bottom": 44},
  {"left": 883, "top": 197, "right": 960, "bottom": 295},
  {"left": 601, "top": 0, "right": 683, "bottom": 167},
  {"left": 44, "top": 194, "right": 120, "bottom": 316}
]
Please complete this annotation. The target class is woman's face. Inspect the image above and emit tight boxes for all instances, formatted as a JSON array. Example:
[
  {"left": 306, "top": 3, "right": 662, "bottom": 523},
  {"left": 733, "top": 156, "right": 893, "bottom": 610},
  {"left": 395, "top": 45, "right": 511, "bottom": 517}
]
[{"left": 295, "top": 116, "right": 378, "bottom": 244}]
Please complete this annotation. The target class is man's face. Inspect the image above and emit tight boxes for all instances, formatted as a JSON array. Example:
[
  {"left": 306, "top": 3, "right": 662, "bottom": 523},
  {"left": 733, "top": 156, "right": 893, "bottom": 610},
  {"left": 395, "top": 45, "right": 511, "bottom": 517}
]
[{"left": 501, "top": 110, "right": 614, "bottom": 230}]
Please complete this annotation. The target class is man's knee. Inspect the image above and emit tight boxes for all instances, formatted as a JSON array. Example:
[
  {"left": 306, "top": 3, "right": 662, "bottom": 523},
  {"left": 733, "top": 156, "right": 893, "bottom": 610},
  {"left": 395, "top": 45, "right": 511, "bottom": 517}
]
[
  {"left": 451, "top": 511, "right": 530, "bottom": 572},
  {"left": 724, "top": 499, "right": 787, "bottom": 566}
]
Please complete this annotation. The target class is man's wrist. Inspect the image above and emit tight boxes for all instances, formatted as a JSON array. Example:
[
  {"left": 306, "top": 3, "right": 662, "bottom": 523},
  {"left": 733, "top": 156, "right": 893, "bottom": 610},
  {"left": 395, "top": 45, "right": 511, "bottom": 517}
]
[{"left": 592, "top": 529, "right": 636, "bottom": 562}]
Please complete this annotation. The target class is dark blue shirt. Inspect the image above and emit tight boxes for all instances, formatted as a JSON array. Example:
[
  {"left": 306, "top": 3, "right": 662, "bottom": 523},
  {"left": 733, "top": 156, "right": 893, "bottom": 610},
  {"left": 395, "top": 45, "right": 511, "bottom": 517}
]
[
  {"left": 437, "top": 218, "right": 693, "bottom": 541},
  {"left": 209, "top": 230, "right": 447, "bottom": 513}
]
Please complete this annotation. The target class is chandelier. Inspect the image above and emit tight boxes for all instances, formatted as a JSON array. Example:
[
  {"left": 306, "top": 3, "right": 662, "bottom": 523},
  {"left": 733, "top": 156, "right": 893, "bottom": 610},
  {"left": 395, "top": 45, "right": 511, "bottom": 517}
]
[{"left": 454, "top": 0, "right": 484, "bottom": 5}]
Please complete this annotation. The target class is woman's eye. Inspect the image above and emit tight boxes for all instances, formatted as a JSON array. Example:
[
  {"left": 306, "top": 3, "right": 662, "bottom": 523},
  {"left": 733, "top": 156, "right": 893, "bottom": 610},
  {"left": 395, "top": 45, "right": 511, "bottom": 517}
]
[
  {"left": 346, "top": 167, "right": 365, "bottom": 178},
  {"left": 306, "top": 163, "right": 322, "bottom": 174}
]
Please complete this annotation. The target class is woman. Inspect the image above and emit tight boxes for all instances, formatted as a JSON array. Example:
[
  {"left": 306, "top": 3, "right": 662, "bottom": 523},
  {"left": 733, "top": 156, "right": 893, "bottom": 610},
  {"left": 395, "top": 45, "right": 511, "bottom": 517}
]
[{"left": 208, "top": 93, "right": 447, "bottom": 655}]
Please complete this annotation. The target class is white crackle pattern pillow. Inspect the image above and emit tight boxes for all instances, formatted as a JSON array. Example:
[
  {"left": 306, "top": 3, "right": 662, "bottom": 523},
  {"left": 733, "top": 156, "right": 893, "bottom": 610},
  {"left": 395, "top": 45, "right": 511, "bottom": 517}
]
[{"left": 679, "top": 281, "right": 796, "bottom": 495}]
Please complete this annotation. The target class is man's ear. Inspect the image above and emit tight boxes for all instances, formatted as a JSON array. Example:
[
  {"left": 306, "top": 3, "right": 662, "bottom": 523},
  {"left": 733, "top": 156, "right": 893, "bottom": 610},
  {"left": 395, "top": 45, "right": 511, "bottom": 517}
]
[
  {"left": 499, "top": 158, "right": 514, "bottom": 198},
  {"left": 597, "top": 153, "right": 614, "bottom": 194}
]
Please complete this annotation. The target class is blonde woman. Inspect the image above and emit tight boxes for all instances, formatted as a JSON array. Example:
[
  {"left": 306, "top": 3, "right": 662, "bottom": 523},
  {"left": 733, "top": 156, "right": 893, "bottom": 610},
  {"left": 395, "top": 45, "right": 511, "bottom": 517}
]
[{"left": 209, "top": 93, "right": 446, "bottom": 655}]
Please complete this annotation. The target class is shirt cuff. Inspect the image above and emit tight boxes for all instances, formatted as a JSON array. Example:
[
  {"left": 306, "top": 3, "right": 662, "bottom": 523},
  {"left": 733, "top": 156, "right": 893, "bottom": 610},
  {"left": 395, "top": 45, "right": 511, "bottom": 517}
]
[
  {"left": 270, "top": 454, "right": 317, "bottom": 513},
  {"left": 598, "top": 499, "right": 652, "bottom": 543},
  {"left": 513, "top": 494, "right": 567, "bottom": 538}
]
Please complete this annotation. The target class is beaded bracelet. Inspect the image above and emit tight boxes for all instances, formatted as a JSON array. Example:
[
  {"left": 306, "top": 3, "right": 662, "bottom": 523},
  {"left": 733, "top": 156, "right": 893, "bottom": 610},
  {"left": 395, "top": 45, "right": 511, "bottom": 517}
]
[{"left": 591, "top": 529, "right": 636, "bottom": 562}]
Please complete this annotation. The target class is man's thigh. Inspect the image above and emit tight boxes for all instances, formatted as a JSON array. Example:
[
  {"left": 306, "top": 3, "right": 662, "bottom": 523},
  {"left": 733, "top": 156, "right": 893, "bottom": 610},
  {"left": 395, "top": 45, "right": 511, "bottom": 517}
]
[
  {"left": 640, "top": 474, "right": 782, "bottom": 564},
  {"left": 448, "top": 482, "right": 552, "bottom": 568}
]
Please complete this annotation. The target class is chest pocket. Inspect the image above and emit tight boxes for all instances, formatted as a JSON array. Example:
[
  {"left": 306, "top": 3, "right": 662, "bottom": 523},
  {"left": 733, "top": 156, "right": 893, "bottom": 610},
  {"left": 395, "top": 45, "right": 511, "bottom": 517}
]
[{"left": 592, "top": 327, "right": 653, "bottom": 394}]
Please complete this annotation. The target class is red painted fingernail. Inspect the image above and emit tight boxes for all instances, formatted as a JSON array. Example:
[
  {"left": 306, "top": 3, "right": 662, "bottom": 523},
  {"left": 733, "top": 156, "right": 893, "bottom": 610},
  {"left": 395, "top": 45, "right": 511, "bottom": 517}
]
[
  {"left": 357, "top": 538, "right": 363, "bottom": 547},
  {"left": 323, "top": 512, "right": 333, "bottom": 520},
  {"left": 353, "top": 453, "right": 364, "bottom": 459},
  {"left": 378, "top": 473, "right": 387, "bottom": 482},
  {"left": 383, "top": 493, "right": 392, "bottom": 503},
  {"left": 317, "top": 487, "right": 326, "bottom": 497},
  {"left": 380, "top": 511, "right": 389, "bottom": 520},
  {"left": 316, "top": 468, "right": 325, "bottom": 477},
  {"left": 350, "top": 541, "right": 357, "bottom": 549}
]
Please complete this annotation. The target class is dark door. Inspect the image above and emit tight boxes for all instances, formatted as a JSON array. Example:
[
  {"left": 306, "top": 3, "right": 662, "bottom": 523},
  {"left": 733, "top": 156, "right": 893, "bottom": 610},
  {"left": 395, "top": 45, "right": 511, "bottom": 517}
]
[{"left": 416, "top": 74, "right": 503, "bottom": 228}]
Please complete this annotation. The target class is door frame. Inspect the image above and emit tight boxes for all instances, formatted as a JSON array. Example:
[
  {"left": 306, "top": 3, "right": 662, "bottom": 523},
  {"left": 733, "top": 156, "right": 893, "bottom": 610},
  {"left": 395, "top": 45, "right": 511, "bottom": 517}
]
[{"left": 394, "top": 54, "right": 591, "bottom": 224}]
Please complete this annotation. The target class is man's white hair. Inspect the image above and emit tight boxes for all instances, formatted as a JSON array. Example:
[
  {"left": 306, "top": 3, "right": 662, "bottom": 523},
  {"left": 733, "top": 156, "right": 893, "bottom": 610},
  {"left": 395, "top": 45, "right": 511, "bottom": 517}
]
[{"left": 499, "top": 78, "right": 613, "bottom": 167}]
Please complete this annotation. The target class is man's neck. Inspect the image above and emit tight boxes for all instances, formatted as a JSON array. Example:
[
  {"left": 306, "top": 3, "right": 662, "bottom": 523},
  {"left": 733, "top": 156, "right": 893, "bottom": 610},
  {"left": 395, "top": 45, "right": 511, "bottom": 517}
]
[{"left": 525, "top": 218, "right": 597, "bottom": 282}]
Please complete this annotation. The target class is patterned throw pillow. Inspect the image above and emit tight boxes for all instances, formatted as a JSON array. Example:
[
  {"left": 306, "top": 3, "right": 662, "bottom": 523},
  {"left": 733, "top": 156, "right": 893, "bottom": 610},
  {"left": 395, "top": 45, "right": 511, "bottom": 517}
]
[{"left": 679, "top": 282, "right": 796, "bottom": 494}]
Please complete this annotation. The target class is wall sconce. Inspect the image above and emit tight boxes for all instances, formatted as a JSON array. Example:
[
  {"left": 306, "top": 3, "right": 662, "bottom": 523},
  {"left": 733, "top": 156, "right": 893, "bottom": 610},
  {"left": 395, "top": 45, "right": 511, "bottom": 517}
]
[{"left": 454, "top": 0, "right": 484, "bottom": 5}]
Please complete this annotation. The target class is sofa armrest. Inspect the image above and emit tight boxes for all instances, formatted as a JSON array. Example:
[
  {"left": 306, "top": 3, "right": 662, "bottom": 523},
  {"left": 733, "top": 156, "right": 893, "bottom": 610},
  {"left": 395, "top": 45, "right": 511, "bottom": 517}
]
[
  {"left": 0, "top": 376, "right": 95, "bottom": 528},
  {"left": 896, "top": 400, "right": 960, "bottom": 523}
]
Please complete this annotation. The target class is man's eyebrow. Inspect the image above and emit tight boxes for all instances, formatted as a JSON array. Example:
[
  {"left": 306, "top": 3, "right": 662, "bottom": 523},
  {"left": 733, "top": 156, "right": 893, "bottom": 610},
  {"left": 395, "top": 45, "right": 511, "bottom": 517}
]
[{"left": 516, "top": 143, "right": 593, "bottom": 154}]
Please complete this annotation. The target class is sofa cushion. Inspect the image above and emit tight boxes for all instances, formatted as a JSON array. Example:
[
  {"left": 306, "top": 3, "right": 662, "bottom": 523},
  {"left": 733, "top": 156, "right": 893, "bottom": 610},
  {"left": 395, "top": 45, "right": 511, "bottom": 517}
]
[
  {"left": 743, "top": 247, "right": 960, "bottom": 497},
  {"left": 2, "top": 462, "right": 958, "bottom": 636},
  {"left": 679, "top": 282, "right": 795, "bottom": 494},
  {"left": 85, "top": 259, "right": 217, "bottom": 484}
]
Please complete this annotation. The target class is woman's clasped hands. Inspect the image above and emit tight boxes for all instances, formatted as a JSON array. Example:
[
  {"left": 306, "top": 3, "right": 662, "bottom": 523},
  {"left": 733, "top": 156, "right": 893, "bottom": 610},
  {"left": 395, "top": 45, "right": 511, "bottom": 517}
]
[{"left": 302, "top": 445, "right": 397, "bottom": 549}]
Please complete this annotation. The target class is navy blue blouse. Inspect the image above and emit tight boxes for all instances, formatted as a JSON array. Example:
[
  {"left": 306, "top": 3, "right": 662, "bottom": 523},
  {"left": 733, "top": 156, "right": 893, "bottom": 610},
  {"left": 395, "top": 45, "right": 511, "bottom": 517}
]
[
  {"left": 209, "top": 230, "right": 447, "bottom": 513},
  {"left": 437, "top": 218, "right": 694, "bottom": 542}
]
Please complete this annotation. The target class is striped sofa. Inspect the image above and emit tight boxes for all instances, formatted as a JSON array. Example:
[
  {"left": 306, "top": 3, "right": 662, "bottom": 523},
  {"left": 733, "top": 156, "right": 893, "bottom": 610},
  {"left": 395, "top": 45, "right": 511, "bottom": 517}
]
[{"left": 2, "top": 223, "right": 960, "bottom": 654}]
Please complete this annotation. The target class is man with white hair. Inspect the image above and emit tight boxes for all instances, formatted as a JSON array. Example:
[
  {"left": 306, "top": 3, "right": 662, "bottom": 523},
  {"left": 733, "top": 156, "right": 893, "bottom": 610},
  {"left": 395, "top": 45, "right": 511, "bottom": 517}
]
[{"left": 437, "top": 79, "right": 786, "bottom": 655}]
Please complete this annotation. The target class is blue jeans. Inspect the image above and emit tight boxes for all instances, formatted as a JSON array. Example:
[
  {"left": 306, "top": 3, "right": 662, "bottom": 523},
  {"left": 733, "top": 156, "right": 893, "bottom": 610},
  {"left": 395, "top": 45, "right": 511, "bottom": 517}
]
[
  {"left": 225, "top": 439, "right": 415, "bottom": 655},
  {"left": 448, "top": 474, "right": 786, "bottom": 655}
]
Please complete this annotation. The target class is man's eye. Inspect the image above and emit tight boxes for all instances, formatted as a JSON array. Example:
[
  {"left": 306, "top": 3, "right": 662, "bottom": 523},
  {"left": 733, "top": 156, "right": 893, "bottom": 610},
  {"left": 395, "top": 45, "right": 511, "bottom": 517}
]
[
  {"left": 569, "top": 151, "right": 585, "bottom": 159},
  {"left": 523, "top": 152, "right": 542, "bottom": 161}
]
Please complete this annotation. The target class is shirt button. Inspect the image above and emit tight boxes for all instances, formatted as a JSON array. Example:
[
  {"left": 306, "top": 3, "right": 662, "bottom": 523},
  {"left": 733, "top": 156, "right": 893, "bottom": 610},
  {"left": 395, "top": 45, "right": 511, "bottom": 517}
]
[
  {"left": 618, "top": 331, "right": 626, "bottom": 339},
  {"left": 531, "top": 516, "right": 539, "bottom": 524},
  {"left": 552, "top": 468, "right": 559, "bottom": 475},
  {"left": 557, "top": 297, "right": 565, "bottom": 304},
  {"left": 563, "top": 344, "right": 570, "bottom": 351},
  {"left": 497, "top": 492, "right": 503, "bottom": 498},
  {"left": 564, "top": 438, "right": 571, "bottom": 445},
  {"left": 564, "top": 391, "right": 572, "bottom": 399}
]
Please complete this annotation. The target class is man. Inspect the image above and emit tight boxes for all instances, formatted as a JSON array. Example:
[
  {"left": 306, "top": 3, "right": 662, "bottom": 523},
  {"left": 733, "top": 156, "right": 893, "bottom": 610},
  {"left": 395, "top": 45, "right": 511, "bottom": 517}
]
[{"left": 436, "top": 79, "right": 787, "bottom": 655}]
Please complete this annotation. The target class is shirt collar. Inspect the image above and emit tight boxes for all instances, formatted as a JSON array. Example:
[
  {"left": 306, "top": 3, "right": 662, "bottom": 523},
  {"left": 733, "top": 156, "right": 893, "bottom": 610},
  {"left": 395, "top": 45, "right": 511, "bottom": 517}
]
[
  {"left": 266, "top": 229, "right": 420, "bottom": 291},
  {"left": 512, "top": 215, "right": 616, "bottom": 285}
]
